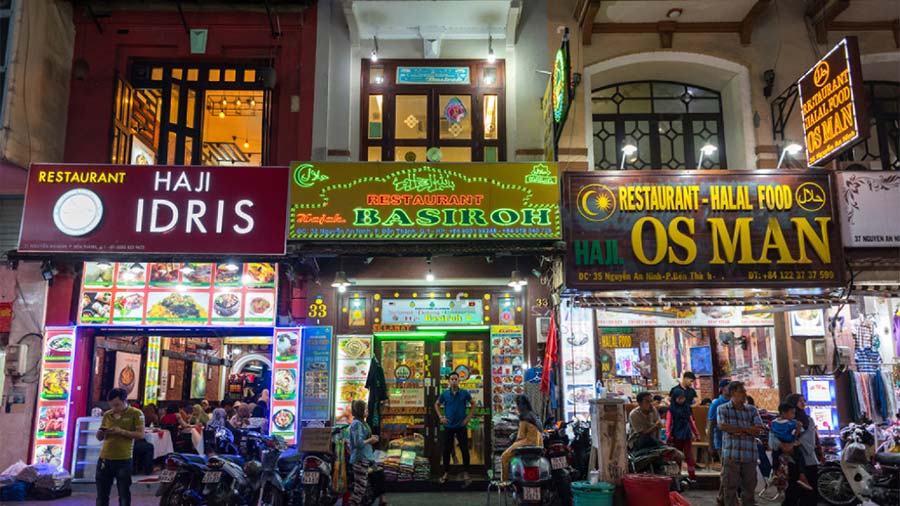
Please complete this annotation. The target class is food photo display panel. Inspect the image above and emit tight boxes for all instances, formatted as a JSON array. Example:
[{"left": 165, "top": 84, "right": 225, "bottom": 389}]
[
  {"left": 31, "top": 328, "right": 78, "bottom": 466},
  {"left": 78, "top": 262, "right": 277, "bottom": 327},
  {"left": 270, "top": 328, "right": 301, "bottom": 444}
]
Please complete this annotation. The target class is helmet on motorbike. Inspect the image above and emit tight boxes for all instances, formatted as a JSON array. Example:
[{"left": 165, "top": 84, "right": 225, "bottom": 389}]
[{"left": 243, "top": 460, "right": 263, "bottom": 479}]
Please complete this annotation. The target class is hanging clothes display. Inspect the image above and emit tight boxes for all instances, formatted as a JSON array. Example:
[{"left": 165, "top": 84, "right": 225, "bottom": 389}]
[
  {"left": 854, "top": 348, "right": 883, "bottom": 373},
  {"left": 852, "top": 318, "right": 875, "bottom": 350},
  {"left": 847, "top": 370, "right": 897, "bottom": 423},
  {"left": 365, "top": 357, "right": 388, "bottom": 434}
]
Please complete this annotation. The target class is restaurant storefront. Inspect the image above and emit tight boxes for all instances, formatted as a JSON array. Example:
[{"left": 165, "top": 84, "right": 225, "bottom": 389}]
[
  {"left": 288, "top": 160, "right": 561, "bottom": 482},
  {"left": 559, "top": 170, "right": 847, "bottom": 428},
  {"left": 16, "top": 163, "right": 306, "bottom": 480}
]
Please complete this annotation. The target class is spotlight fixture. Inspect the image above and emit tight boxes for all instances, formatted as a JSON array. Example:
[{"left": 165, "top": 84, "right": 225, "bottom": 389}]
[
  {"left": 129, "top": 262, "right": 144, "bottom": 273},
  {"left": 250, "top": 98, "right": 256, "bottom": 107},
  {"left": 331, "top": 271, "right": 351, "bottom": 290},
  {"left": 96, "top": 261, "right": 112, "bottom": 269},
  {"left": 218, "top": 111, "right": 226, "bottom": 119},
  {"left": 777, "top": 142, "right": 804, "bottom": 168},
  {"left": 236, "top": 98, "right": 242, "bottom": 106},
  {"left": 370, "top": 36, "right": 379, "bottom": 62},
  {"left": 243, "top": 139, "right": 250, "bottom": 150},
  {"left": 507, "top": 270, "right": 527, "bottom": 289},
  {"left": 620, "top": 143, "right": 638, "bottom": 170},
  {"left": 667, "top": 8, "right": 683, "bottom": 19},
  {"left": 221, "top": 98, "right": 227, "bottom": 106},
  {"left": 697, "top": 142, "right": 718, "bottom": 169},
  {"left": 487, "top": 35, "right": 496, "bottom": 64},
  {"left": 223, "top": 262, "right": 240, "bottom": 272},
  {"left": 426, "top": 269, "right": 435, "bottom": 282}
]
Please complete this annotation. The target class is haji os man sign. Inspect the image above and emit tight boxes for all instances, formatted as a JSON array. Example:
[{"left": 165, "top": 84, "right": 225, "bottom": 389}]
[
  {"left": 564, "top": 171, "right": 844, "bottom": 292},
  {"left": 798, "top": 37, "right": 869, "bottom": 166}
]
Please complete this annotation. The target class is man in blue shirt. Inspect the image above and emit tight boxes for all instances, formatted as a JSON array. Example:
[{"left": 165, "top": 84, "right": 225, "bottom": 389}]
[
  {"left": 707, "top": 379, "right": 731, "bottom": 455},
  {"left": 434, "top": 372, "right": 473, "bottom": 486}
]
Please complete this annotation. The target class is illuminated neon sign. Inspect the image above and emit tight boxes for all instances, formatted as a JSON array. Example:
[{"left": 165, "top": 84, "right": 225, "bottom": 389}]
[{"left": 288, "top": 162, "right": 561, "bottom": 240}]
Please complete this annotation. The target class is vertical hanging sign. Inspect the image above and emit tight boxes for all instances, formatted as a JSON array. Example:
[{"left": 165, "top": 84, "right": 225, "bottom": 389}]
[
  {"left": 300, "top": 326, "right": 334, "bottom": 426},
  {"left": 31, "top": 327, "right": 78, "bottom": 465},
  {"left": 270, "top": 328, "right": 300, "bottom": 444},
  {"left": 797, "top": 37, "right": 869, "bottom": 166}
]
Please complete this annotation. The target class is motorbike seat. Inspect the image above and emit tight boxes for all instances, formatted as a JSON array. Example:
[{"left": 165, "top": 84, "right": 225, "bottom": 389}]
[
  {"left": 512, "top": 446, "right": 545, "bottom": 457},
  {"left": 303, "top": 451, "right": 335, "bottom": 463},
  {"left": 177, "top": 454, "right": 208, "bottom": 466},
  {"left": 218, "top": 454, "right": 245, "bottom": 466},
  {"left": 278, "top": 448, "right": 303, "bottom": 465},
  {"left": 874, "top": 452, "right": 900, "bottom": 466}
]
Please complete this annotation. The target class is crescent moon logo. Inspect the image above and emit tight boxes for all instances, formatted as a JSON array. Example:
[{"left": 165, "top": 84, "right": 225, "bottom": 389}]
[{"left": 577, "top": 184, "right": 616, "bottom": 222}]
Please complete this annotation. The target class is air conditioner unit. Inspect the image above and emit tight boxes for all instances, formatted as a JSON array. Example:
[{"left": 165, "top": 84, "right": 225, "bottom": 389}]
[
  {"left": 806, "top": 338, "right": 827, "bottom": 366},
  {"left": 838, "top": 160, "right": 882, "bottom": 171}
]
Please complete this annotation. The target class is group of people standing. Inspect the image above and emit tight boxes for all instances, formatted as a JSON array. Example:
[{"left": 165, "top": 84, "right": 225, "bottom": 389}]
[{"left": 629, "top": 372, "right": 822, "bottom": 506}]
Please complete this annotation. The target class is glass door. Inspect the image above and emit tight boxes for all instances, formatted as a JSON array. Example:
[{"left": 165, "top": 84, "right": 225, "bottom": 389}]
[{"left": 436, "top": 336, "right": 490, "bottom": 475}]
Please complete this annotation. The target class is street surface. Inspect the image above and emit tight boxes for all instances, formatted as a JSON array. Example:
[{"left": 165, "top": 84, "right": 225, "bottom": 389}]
[{"left": 9, "top": 486, "right": 787, "bottom": 506}]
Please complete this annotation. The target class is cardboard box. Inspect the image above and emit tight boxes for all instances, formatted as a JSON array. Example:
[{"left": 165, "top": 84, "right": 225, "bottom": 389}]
[{"left": 300, "top": 427, "right": 332, "bottom": 454}]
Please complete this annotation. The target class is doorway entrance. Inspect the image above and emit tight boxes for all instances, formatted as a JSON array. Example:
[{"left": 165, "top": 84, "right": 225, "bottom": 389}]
[{"left": 375, "top": 332, "right": 491, "bottom": 478}]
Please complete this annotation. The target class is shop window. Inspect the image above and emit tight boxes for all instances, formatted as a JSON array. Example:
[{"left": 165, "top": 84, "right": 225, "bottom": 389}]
[
  {"left": 361, "top": 60, "right": 505, "bottom": 162},
  {"left": 839, "top": 81, "right": 900, "bottom": 170},
  {"left": 591, "top": 81, "right": 727, "bottom": 170},
  {"left": 119, "top": 62, "right": 271, "bottom": 166}
]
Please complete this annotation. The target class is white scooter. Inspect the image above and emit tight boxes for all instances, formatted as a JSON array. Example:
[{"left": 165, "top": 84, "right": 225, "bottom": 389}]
[{"left": 818, "top": 423, "right": 900, "bottom": 506}]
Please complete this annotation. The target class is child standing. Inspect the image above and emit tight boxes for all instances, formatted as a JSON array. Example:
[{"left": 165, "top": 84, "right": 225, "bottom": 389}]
[
  {"left": 666, "top": 388, "right": 700, "bottom": 481},
  {"left": 770, "top": 402, "right": 812, "bottom": 491}
]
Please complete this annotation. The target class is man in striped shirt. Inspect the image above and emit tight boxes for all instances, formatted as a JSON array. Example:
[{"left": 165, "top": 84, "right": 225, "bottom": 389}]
[{"left": 717, "top": 381, "right": 764, "bottom": 506}]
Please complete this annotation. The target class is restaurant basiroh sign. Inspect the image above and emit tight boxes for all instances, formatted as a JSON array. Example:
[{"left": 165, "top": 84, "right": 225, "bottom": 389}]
[
  {"left": 18, "top": 164, "right": 289, "bottom": 255},
  {"left": 798, "top": 37, "right": 868, "bottom": 166},
  {"left": 289, "top": 162, "right": 561, "bottom": 240},
  {"left": 564, "top": 171, "right": 844, "bottom": 291}
]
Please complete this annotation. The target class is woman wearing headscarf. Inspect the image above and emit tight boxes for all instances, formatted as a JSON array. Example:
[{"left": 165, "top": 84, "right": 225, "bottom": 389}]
[
  {"left": 774, "top": 393, "right": 821, "bottom": 506},
  {"left": 500, "top": 395, "right": 544, "bottom": 482},
  {"left": 348, "top": 399, "right": 387, "bottom": 506},
  {"left": 189, "top": 404, "right": 209, "bottom": 426},
  {"left": 207, "top": 408, "right": 230, "bottom": 431}
]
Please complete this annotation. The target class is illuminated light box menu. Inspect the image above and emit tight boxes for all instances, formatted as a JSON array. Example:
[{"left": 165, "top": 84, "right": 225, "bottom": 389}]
[
  {"left": 334, "top": 335, "right": 372, "bottom": 424},
  {"left": 78, "top": 262, "right": 277, "bottom": 326},
  {"left": 31, "top": 327, "right": 78, "bottom": 465},
  {"left": 300, "top": 326, "right": 334, "bottom": 426},
  {"left": 270, "top": 328, "right": 300, "bottom": 444}
]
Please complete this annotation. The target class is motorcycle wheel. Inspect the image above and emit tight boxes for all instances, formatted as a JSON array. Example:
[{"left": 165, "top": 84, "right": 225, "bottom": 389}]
[
  {"left": 304, "top": 488, "right": 319, "bottom": 506},
  {"left": 159, "top": 481, "right": 189, "bottom": 506},
  {"left": 816, "top": 467, "right": 858, "bottom": 506}
]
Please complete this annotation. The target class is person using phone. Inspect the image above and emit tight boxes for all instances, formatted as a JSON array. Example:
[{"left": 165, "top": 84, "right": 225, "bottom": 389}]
[{"left": 96, "top": 388, "right": 145, "bottom": 506}]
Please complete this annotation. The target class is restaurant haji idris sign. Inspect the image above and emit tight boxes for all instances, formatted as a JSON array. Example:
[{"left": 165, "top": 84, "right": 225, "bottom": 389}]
[
  {"left": 288, "top": 162, "right": 561, "bottom": 240},
  {"left": 798, "top": 37, "right": 869, "bottom": 166},
  {"left": 564, "top": 171, "right": 844, "bottom": 292}
]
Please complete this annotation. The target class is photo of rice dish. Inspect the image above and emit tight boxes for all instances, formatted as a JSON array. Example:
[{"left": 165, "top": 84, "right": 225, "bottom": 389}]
[{"left": 147, "top": 293, "right": 208, "bottom": 321}]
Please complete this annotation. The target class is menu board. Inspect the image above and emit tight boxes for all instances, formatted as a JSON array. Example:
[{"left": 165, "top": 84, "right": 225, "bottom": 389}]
[
  {"left": 32, "top": 327, "right": 78, "bottom": 466},
  {"left": 489, "top": 326, "right": 525, "bottom": 414},
  {"left": 334, "top": 335, "right": 373, "bottom": 424},
  {"left": 560, "top": 306, "right": 596, "bottom": 421},
  {"left": 300, "top": 327, "right": 333, "bottom": 425},
  {"left": 382, "top": 298, "right": 483, "bottom": 326},
  {"left": 270, "top": 328, "right": 300, "bottom": 444},
  {"left": 143, "top": 336, "right": 161, "bottom": 405},
  {"left": 798, "top": 375, "right": 839, "bottom": 437},
  {"left": 78, "top": 262, "right": 277, "bottom": 326}
]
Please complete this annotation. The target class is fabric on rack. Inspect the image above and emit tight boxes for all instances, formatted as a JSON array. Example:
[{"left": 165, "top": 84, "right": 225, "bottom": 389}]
[
  {"left": 854, "top": 372, "right": 867, "bottom": 418},
  {"left": 854, "top": 348, "right": 882, "bottom": 374},
  {"left": 365, "top": 358, "right": 388, "bottom": 435},
  {"left": 853, "top": 321, "right": 874, "bottom": 350},
  {"left": 848, "top": 372, "right": 860, "bottom": 421},
  {"left": 893, "top": 315, "right": 900, "bottom": 357},
  {"left": 872, "top": 372, "right": 887, "bottom": 421},
  {"left": 882, "top": 371, "right": 898, "bottom": 419}
]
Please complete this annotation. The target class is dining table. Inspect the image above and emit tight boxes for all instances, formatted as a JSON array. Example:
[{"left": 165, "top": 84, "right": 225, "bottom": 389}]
[{"left": 144, "top": 428, "right": 174, "bottom": 459}]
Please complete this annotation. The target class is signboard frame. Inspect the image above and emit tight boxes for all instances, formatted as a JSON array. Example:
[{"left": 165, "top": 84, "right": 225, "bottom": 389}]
[
  {"left": 797, "top": 37, "right": 869, "bottom": 166},
  {"left": 563, "top": 170, "right": 844, "bottom": 293}
]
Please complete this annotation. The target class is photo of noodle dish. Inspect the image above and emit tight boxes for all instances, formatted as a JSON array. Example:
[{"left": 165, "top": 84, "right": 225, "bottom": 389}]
[
  {"left": 274, "top": 369, "right": 297, "bottom": 400},
  {"left": 272, "top": 407, "right": 296, "bottom": 431}
]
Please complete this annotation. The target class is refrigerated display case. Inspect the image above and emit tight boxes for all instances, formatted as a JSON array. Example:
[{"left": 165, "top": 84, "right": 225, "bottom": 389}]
[{"left": 70, "top": 417, "right": 102, "bottom": 482}]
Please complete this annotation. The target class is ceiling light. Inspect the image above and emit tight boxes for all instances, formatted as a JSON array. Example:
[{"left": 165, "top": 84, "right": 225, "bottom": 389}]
[
  {"left": 236, "top": 98, "right": 242, "bottom": 106},
  {"left": 507, "top": 270, "right": 527, "bottom": 288},
  {"left": 223, "top": 262, "right": 240, "bottom": 272},
  {"left": 371, "top": 36, "right": 379, "bottom": 62},
  {"left": 243, "top": 139, "right": 250, "bottom": 149},
  {"left": 221, "top": 98, "right": 227, "bottom": 106},
  {"left": 426, "top": 269, "right": 435, "bottom": 282},
  {"left": 667, "top": 8, "right": 683, "bottom": 19},
  {"left": 218, "top": 111, "right": 226, "bottom": 119},
  {"left": 487, "top": 35, "right": 496, "bottom": 64},
  {"left": 331, "top": 271, "right": 351, "bottom": 289}
]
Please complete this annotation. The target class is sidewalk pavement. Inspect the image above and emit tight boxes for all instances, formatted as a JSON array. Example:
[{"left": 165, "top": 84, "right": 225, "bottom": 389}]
[{"left": 10, "top": 486, "right": 773, "bottom": 506}]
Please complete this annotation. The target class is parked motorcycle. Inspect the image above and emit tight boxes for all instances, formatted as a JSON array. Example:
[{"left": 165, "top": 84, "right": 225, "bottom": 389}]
[
  {"left": 818, "top": 423, "right": 900, "bottom": 506},
  {"left": 256, "top": 445, "right": 303, "bottom": 506},
  {"left": 158, "top": 428, "right": 238, "bottom": 506},
  {"left": 543, "top": 422, "right": 574, "bottom": 506},
  {"left": 567, "top": 420, "right": 592, "bottom": 482},
  {"left": 203, "top": 433, "right": 285, "bottom": 505},
  {"left": 508, "top": 445, "right": 554, "bottom": 505}
]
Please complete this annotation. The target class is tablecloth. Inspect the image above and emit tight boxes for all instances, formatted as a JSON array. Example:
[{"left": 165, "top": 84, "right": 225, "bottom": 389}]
[{"left": 144, "top": 429, "right": 174, "bottom": 459}]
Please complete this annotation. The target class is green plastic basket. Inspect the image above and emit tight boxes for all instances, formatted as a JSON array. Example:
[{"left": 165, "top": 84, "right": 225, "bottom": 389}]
[{"left": 571, "top": 481, "right": 615, "bottom": 506}]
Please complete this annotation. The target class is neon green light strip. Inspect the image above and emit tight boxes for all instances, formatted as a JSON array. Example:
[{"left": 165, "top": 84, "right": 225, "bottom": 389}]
[
  {"left": 416, "top": 325, "right": 491, "bottom": 332},
  {"left": 374, "top": 332, "right": 448, "bottom": 340}
]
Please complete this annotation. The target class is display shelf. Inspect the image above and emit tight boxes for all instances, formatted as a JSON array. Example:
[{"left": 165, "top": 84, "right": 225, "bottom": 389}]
[{"left": 71, "top": 417, "right": 102, "bottom": 483}]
